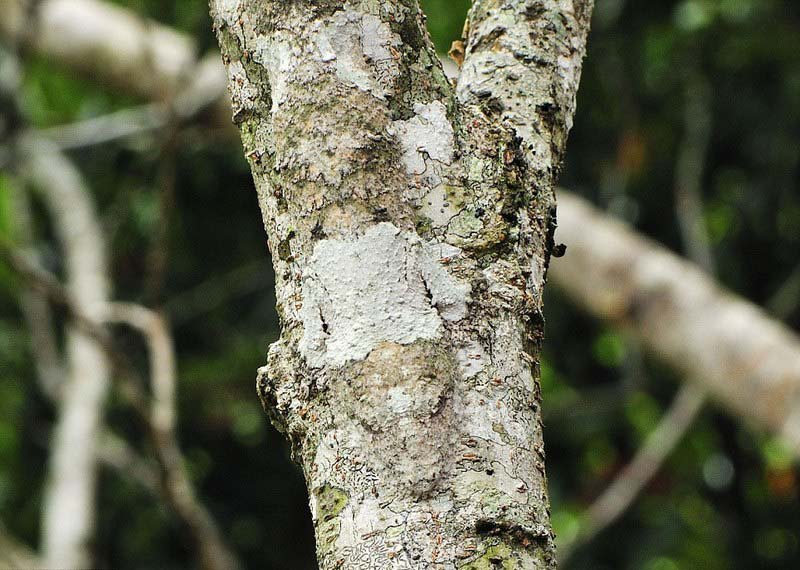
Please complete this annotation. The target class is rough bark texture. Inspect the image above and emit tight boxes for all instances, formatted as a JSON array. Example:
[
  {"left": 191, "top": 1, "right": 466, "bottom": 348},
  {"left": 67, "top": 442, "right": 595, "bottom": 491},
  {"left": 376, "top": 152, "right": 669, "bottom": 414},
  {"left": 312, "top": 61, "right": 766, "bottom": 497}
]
[
  {"left": 552, "top": 191, "right": 800, "bottom": 454},
  {"left": 210, "top": 1, "right": 592, "bottom": 568}
]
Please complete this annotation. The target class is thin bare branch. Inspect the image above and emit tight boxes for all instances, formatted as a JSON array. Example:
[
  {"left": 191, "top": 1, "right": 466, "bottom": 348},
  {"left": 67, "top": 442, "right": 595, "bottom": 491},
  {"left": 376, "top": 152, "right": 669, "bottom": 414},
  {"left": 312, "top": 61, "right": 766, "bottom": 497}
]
[
  {"left": 9, "top": 178, "right": 65, "bottom": 400},
  {"left": 97, "top": 431, "right": 161, "bottom": 494},
  {"left": 9, "top": 176, "right": 166, "bottom": 498},
  {"left": 15, "top": 137, "right": 112, "bottom": 570},
  {"left": 164, "top": 260, "right": 271, "bottom": 326},
  {"left": 560, "top": 384, "right": 706, "bottom": 562},
  {"left": 37, "top": 103, "right": 167, "bottom": 150},
  {"left": 768, "top": 262, "right": 800, "bottom": 321},
  {"left": 103, "top": 303, "right": 239, "bottom": 570},
  {"left": 674, "top": 74, "right": 715, "bottom": 274}
]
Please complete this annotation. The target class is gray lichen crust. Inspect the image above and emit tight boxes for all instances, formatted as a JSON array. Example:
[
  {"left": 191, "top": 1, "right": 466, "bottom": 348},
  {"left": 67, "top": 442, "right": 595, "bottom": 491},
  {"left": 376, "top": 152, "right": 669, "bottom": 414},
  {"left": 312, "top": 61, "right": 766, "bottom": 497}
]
[{"left": 210, "top": 0, "right": 593, "bottom": 568}]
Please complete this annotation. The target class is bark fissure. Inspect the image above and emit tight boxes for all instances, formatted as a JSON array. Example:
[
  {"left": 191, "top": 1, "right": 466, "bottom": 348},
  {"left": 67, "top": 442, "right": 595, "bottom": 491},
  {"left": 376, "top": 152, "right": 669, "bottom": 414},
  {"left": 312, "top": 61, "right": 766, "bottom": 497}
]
[{"left": 211, "top": 0, "right": 592, "bottom": 567}]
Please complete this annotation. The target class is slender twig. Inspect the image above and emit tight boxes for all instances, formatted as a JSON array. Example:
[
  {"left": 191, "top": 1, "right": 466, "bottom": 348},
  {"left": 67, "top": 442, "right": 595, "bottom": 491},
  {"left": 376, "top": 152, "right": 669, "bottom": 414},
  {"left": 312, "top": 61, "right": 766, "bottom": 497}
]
[
  {"left": 9, "top": 178, "right": 65, "bottom": 400},
  {"left": 559, "top": 384, "right": 707, "bottom": 562},
  {"left": 8, "top": 192, "right": 231, "bottom": 564},
  {"left": 3, "top": 30, "right": 238, "bottom": 567},
  {"left": 5, "top": 52, "right": 227, "bottom": 157},
  {"left": 0, "top": 240, "right": 149, "bottom": 410},
  {"left": 674, "top": 74, "right": 715, "bottom": 275},
  {"left": 103, "top": 303, "right": 240, "bottom": 570},
  {"left": 9, "top": 173, "right": 160, "bottom": 495},
  {"left": 767, "top": 262, "right": 800, "bottom": 321},
  {"left": 4, "top": 44, "right": 113, "bottom": 567},
  {"left": 97, "top": 431, "right": 161, "bottom": 494},
  {"left": 144, "top": 131, "right": 178, "bottom": 304},
  {"left": 36, "top": 103, "right": 168, "bottom": 150},
  {"left": 0, "top": 522, "right": 41, "bottom": 569},
  {"left": 16, "top": 134, "right": 113, "bottom": 570}
]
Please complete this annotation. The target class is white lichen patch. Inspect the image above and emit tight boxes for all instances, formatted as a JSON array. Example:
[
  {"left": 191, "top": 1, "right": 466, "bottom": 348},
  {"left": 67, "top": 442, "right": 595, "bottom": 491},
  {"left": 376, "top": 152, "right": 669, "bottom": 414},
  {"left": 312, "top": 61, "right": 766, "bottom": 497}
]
[
  {"left": 457, "top": 340, "right": 487, "bottom": 379},
  {"left": 299, "top": 223, "right": 469, "bottom": 368},
  {"left": 213, "top": 0, "right": 242, "bottom": 24},
  {"left": 420, "top": 242, "right": 469, "bottom": 321},
  {"left": 313, "top": 10, "right": 401, "bottom": 98},
  {"left": 386, "top": 386, "right": 415, "bottom": 415},
  {"left": 389, "top": 101, "right": 455, "bottom": 175},
  {"left": 361, "top": 14, "right": 397, "bottom": 63},
  {"left": 224, "top": 59, "right": 260, "bottom": 117},
  {"left": 250, "top": 35, "right": 297, "bottom": 113}
]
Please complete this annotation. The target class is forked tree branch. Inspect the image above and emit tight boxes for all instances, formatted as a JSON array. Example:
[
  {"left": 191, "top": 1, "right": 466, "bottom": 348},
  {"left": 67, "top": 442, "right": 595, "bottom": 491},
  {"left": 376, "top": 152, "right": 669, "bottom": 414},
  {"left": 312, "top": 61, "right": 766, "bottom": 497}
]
[{"left": 206, "top": 0, "right": 593, "bottom": 565}]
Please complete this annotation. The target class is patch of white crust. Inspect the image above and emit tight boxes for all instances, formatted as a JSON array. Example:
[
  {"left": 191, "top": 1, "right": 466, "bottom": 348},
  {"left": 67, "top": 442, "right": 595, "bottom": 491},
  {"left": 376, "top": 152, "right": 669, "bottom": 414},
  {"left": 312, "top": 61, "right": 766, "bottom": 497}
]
[
  {"left": 224, "top": 59, "right": 260, "bottom": 115},
  {"left": 457, "top": 340, "right": 487, "bottom": 379},
  {"left": 390, "top": 101, "right": 455, "bottom": 175},
  {"left": 299, "top": 223, "right": 469, "bottom": 368},
  {"left": 421, "top": 241, "right": 469, "bottom": 321},
  {"left": 251, "top": 36, "right": 296, "bottom": 113},
  {"left": 313, "top": 10, "right": 400, "bottom": 98},
  {"left": 211, "top": 0, "right": 241, "bottom": 23}
]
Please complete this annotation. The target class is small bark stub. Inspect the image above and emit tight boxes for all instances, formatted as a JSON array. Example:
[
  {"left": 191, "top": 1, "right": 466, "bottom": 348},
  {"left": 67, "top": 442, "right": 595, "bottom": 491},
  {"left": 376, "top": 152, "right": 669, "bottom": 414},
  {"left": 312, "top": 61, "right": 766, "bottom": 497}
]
[{"left": 210, "top": 0, "right": 593, "bottom": 567}]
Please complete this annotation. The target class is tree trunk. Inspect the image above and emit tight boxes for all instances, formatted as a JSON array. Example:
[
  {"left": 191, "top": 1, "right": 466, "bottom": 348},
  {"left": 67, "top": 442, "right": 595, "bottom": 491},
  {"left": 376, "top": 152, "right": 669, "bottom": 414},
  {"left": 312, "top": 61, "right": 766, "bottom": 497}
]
[{"left": 211, "top": 1, "right": 592, "bottom": 567}]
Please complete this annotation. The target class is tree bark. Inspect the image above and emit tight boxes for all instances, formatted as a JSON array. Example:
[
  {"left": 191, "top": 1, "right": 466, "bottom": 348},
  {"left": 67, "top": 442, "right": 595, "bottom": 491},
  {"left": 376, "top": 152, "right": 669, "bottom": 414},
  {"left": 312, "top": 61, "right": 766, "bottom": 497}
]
[{"left": 210, "top": 1, "right": 592, "bottom": 568}]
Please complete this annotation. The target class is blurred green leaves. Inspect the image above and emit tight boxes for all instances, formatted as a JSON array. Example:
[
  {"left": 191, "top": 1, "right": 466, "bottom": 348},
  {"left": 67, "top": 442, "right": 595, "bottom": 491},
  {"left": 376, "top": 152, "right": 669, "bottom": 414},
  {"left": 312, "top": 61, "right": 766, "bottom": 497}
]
[
  {"left": 420, "top": 0, "right": 470, "bottom": 52},
  {"left": 674, "top": 0, "right": 759, "bottom": 32},
  {"left": 0, "top": 175, "right": 13, "bottom": 243},
  {"left": 592, "top": 329, "right": 627, "bottom": 368}
]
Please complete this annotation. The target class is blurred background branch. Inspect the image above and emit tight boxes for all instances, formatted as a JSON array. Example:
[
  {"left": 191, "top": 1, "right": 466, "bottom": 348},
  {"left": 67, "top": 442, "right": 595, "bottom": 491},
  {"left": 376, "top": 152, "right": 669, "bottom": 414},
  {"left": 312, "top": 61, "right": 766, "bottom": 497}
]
[
  {"left": 0, "top": 522, "right": 40, "bottom": 569},
  {"left": 562, "top": 70, "right": 716, "bottom": 561},
  {"left": 1, "top": 22, "right": 239, "bottom": 567}
]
